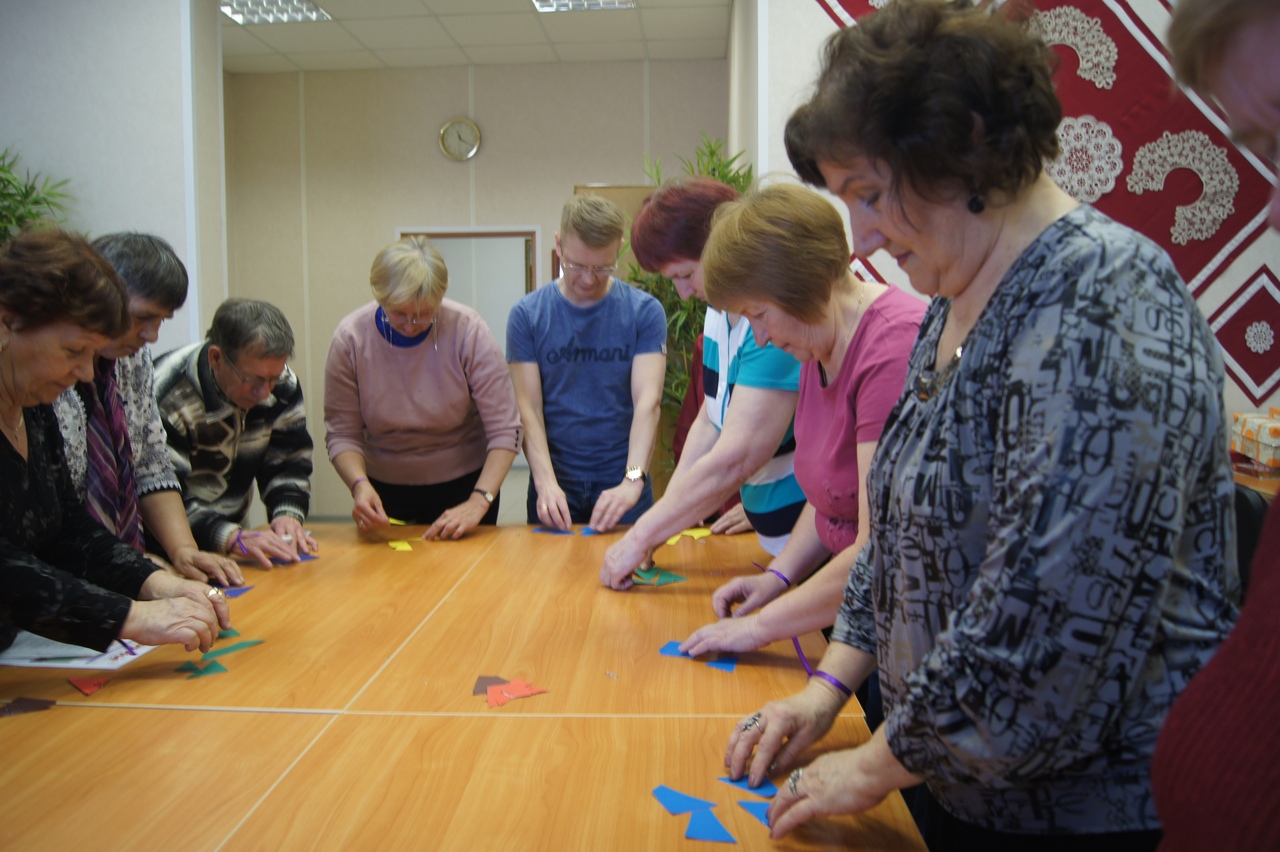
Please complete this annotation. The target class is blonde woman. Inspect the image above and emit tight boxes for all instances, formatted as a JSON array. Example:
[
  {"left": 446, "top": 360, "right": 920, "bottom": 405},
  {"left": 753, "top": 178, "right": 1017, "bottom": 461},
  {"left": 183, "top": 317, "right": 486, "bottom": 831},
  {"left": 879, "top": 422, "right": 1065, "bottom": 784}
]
[{"left": 325, "top": 237, "right": 522, "bottom": 540}]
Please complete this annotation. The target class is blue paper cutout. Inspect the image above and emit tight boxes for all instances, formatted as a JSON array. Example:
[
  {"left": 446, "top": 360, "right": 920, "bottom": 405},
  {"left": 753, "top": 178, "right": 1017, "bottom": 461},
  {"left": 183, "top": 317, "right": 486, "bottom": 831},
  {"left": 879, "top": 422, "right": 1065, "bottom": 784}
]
[
  {"left": 223, "top": 585, "right": 254, "bottom": 598},
  {"left": 719, "top": 776, "right": 777, "bottom": 798},
  {"left": 581, "top": 527, "right": 601, "bottom": 536},
  {"left": 685, "top": 809, "right": 736, "bottom": 843},
  {"left": 737, "top": 800, "right": 771, "bottom": 827},
  {"left": 652, "top": 785, "right": 716, "bottom": 815},
  {"left": 270, "top": 552, "right": 319, "bottom": 565},
  {"left": 705, "top": 656, "right": 739, "bottom": 673},
  {"left": 532, "top": 526, "right": 573, "bottom": 535},
  {"left": 660, "top": 641, "right": 694, "bottom": 659}
]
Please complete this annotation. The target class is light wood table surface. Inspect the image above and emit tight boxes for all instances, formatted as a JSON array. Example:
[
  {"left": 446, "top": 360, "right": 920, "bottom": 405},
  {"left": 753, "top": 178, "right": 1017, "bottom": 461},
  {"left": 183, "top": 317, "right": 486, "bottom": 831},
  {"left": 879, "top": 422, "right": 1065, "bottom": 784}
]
[{"left": 0, "top": 523, "right": 925, "bottom": 851}]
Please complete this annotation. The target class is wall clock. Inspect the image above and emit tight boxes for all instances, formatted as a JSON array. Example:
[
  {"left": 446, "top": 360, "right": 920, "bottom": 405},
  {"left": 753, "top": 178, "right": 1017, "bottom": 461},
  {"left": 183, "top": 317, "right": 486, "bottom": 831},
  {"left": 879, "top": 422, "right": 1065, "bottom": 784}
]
[{"left": 439, "top": 117, "right": 481, "bottom": 161}]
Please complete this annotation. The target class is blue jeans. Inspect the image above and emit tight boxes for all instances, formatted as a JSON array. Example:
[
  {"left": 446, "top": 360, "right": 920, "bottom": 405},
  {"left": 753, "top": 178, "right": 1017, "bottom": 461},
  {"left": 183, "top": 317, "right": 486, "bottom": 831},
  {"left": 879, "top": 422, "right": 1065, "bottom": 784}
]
[{"left": 526, "top": 477, "right": 654, "bottom": 526}]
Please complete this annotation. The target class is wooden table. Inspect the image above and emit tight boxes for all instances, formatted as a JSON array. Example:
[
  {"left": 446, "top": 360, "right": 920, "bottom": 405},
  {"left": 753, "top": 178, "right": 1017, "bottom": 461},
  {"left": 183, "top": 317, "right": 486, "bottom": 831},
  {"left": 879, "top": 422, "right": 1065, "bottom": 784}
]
[{"left": 0, "top": 524, "right": 924, "bottom": 851}]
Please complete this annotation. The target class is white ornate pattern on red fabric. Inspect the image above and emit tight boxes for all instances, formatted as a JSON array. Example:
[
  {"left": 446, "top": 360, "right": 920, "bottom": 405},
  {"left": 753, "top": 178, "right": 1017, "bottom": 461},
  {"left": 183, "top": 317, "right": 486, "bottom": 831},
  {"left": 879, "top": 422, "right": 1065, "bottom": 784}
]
[
  {"left": 814, "top": 0, "right": 1279, "bottom": 406},
  {"left": 1128, "top": 130, "right": 1240, "bottom": 245},
  {"left": 1030, "top": 6, "right": 1117, "bottom": 89},
  {"left": 1047, "top": 115, "right": 1124, "bottom": 203}
]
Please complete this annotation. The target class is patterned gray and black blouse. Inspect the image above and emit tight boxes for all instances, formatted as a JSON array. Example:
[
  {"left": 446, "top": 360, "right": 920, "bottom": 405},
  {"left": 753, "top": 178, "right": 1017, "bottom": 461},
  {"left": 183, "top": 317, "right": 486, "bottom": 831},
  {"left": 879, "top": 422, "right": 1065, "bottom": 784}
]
[
  {"left": 0, "top": 406, "right": 158, "bottom": 652},
  {"left": 834, "top": 206, "right": 1240, "bottom": 833}
]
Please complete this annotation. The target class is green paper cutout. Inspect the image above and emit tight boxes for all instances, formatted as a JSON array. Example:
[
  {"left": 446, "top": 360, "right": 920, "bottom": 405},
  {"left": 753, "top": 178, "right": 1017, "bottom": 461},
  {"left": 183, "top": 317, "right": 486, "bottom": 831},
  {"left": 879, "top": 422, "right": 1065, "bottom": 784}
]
[
  {"left": 187, "top": 660, "right": 228, "bottom": 679},
  {"left": 217, "top": 629, "right": 240, "bottom": 639},
  {"left": 201, "top": 639, "right": 264, "bottom": 662}
]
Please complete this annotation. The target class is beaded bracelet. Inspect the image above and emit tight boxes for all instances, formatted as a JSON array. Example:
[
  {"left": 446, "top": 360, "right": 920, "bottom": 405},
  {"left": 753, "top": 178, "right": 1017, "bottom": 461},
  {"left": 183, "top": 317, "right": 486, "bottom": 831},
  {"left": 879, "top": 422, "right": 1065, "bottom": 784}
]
[
  {"left": 812, "top": 671, "right": 853, "bottom": 699},
  {"left": 766, "top": 568, "right": 792, "bottom": 588}
]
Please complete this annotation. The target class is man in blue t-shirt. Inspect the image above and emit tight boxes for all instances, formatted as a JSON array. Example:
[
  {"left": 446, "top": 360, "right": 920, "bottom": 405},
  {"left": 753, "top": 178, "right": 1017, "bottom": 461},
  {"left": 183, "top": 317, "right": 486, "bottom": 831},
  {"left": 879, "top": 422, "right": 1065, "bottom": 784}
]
[{"left": 507, "top": 195, "right": 667, "bottom": 531}]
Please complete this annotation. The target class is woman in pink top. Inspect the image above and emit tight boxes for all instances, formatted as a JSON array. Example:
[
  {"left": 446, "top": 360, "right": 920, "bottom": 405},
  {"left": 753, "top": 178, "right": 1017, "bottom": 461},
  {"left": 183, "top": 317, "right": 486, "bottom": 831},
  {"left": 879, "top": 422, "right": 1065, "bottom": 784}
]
[
  {"left": 681, "top": 183, "right": 924, "bottom": 657},
  {"left": 325, "top": 237, "right": 522, "bottom": 540}
]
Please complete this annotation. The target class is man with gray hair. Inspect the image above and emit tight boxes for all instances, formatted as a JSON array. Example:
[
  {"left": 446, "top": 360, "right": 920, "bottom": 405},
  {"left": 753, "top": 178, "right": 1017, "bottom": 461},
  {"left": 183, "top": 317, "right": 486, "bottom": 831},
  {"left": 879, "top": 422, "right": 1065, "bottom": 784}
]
[
  {"left": 154, "top": 299, "right": 315, "bottom": 567},
  {"left": 508, "top": 194, "right": 667, "bottom": 532}
]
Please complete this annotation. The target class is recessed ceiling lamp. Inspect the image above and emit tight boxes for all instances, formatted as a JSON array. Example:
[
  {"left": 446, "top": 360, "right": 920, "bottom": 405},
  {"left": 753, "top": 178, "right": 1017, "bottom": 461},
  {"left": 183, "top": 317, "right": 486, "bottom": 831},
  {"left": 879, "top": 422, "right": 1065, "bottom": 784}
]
[
  {"left": 220, "top": 0, "right": 332, "bottom": 25},
  {"left": 531, "top": 0, "right": 636, "bottom": 11}
]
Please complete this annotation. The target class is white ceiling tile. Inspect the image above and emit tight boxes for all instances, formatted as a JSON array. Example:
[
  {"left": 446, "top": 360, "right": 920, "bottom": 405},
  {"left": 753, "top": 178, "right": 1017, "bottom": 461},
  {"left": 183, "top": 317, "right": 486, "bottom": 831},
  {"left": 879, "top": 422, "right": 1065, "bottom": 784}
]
[
  {"left": 640, "top": 7, "right": 729, "bottom": 40},
  {"left": 242, "top": 21, "right": 366, "bottom": 52},
  {"left": 343, "top": 17, "right": 456, "bottom": 50},
  {"left": 315, "top": 0, "right": 432, "bottom": 19},
  {"left": 537, "top": 8, "right": 641, "bottom": 42},
  {"left": 462, "top": 43, "right": 559, "bottom": 64},
  {"left": 222, "top": 54, "right": 303, "bottom": 73},
  {"left": 424, "top": 0, "right": 531, "bottom": 14},
  {"left": 646, "top": 38, "right": 725, "bottom": 60},
  {"left": 440, "top": 13, "right": 548, "bottom": 46},
  {"left": 220, "top": 24, "right": 277, "bottom": 55},
  {"left": 376, "top": 47, "right": 471, "bottom": 67},
  {"left": 291, "top": 51, "right": 389, "bottom": 71},
  {"left": 556, "top": 41, "right": 645, "bottom": 61}
]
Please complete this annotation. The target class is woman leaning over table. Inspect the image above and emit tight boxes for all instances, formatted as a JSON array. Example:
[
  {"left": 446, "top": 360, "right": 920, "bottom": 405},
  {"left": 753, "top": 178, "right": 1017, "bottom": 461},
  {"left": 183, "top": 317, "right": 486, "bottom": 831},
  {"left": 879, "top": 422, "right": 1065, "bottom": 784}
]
[
  {"left": 325, "top": 236, "right": 522, "bottom": 540},
  {"left": 673, "top": 185, "right": 924, "bottom": 679},
  {"left": 0, "top": 228, "right": 231, "bottom": 654},
  {"left": 723, "top": 2, "right": 1239, "bottom": 849},
  {"left": 599, "top": 177, "right": 808, "bottom": 586}
]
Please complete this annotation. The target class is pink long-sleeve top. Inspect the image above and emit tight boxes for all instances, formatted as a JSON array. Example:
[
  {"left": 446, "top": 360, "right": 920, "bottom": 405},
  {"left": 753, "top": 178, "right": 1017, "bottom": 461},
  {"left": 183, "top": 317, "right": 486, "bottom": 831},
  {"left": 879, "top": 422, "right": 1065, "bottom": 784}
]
[{"left": 324, "top": 300, "right": 523, "bottom": 485}]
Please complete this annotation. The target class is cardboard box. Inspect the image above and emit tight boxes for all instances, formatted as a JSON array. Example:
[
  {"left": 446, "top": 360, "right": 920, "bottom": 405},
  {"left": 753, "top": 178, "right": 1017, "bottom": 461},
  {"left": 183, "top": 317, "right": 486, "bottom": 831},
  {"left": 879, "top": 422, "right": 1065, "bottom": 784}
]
[{"left": 1232, "top": 410, "right": 1280, "bottom": 469}]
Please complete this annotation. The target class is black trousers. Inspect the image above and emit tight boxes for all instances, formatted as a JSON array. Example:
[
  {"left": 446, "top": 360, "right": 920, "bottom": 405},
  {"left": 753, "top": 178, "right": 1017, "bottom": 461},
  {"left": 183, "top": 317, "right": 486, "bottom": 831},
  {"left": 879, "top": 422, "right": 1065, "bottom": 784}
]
[{"left": 370, "top": 468, "right": 500, "bottom": 526}]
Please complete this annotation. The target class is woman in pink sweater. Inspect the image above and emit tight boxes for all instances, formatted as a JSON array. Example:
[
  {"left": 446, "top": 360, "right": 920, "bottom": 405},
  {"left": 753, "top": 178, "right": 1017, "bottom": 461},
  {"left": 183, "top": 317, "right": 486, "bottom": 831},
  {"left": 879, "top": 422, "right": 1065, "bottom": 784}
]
[{"left": 325, "top": 237, "right": 523, "bottom": 540}]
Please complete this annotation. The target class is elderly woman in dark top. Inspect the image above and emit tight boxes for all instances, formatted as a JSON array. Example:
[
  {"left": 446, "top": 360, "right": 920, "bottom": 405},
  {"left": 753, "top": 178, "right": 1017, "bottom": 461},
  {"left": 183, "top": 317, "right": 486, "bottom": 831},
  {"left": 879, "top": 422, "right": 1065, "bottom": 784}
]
[
  {"left": 0, "top": 228, "right": 230, "bottom": 654},
  {"left": 724, "top": 3, "right": 1239, "bottom": 849}
]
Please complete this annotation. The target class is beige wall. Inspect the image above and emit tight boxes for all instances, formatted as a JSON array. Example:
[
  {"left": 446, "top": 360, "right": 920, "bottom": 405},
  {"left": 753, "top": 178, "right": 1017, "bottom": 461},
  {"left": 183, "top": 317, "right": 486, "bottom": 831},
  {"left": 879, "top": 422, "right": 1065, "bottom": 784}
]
[{"left": 225, "top": 59, "right": 728, "bottom": 518}]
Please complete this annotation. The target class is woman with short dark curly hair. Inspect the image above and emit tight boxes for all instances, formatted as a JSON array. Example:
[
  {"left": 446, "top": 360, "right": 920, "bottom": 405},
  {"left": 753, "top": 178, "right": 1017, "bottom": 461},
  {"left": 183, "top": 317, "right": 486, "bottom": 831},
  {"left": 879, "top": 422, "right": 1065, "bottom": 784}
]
[{"left": 725, "top": 2, "right": 1239, "bottom": 849}]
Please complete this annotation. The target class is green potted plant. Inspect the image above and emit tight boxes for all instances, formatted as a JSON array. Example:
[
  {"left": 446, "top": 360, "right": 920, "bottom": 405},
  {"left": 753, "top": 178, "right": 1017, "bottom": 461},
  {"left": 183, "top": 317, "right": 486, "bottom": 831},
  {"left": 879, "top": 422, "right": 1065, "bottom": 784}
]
[{"left": 0, "top": 148, "right": 72, "bottom": 241}]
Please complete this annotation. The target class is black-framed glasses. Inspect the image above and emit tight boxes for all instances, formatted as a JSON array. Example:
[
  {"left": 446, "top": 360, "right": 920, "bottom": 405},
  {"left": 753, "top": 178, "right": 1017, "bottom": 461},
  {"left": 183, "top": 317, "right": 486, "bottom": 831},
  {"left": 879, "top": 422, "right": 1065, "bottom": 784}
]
[
  {"left": 561, "top": 256, "right": 617, "bottom": 277},
  {"left": 226, "top": 358, "right": 288, "bottom": 392}
]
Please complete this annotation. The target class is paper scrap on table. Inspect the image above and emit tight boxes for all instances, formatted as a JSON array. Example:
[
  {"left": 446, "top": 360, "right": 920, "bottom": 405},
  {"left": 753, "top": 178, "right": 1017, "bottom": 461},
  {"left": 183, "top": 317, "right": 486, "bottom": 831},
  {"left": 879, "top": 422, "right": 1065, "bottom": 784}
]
[
  {"left": 68, "top": 676, "right": 109, "bottom": 696},
  {"left": 177, "top": 659, "right": 228, "bottom": 679},
  {"left": 218, "top": 629, "right": 240, "bottom": 639},
  {"left": 705, "top": 656, "right": 738, "bottom": 673},
  {"left": 633, "top": 566, "right": 660, "bottom": 585},
  {"left": 719, "top": 776, "right": 777, "bottom": 798},
  {"left": 389, "top": 540, "right": 413, "bottom": 551},
  {"left": 653, "top": 570, "right": 685, "bottom": 586},
  {"left": 201, "top": 640, "right": 263, "bottom": 662},
  {"left": 532, "top": 526, "right": 574, "bottom": 535},
  {"left": 0, "top": 632, "right": 153, "bottom": 670},
  {"left": 270, "top": 552, "right": 320, "bottom": 565},
  {"left": 0, "top": 697, "right": 55, "bottom": 717},
  {"left": 660, "top": 637, "right": 691, "bottom": 654},
  {"left": 224, "top": 585, "right": 254, "bottom": 599},
  {"left": 486, "top": 678, "right": 548, "bottom": 708},
  {"left": 737, "top": 800, "right": 771, "bottom": 827},
  {"left": 666, "top": 528, "right": 713, "bottom": 545},
  {"left": 651, "top": 785, "right": 716, "bottom": 815},
  {"left": 472, "top": 675, "right": 508, "bottom": 696},
  {"left": 388, "top": 518, "right": 407, "bottom": 525},
  {"left": 580, "top": 527, "right": 602, "bottom": 536},
  {"left": 686, "top": 808, "right": 736, "bottom": 843}
]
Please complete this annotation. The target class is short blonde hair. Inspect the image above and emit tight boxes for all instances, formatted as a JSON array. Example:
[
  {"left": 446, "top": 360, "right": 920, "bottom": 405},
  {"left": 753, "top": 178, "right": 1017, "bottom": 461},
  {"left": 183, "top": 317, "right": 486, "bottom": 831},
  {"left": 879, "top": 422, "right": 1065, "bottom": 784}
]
[
  {"left": 702, "top": 183, "right": 850, "bottom": 323},
  {"left": 370, "top": 236, "right": 448, "bottom": 309},
  {"left": 1169, "top": 0, "right": 1271, "bottom": 93},
  {"left": 560, "top": 194, "right": 626, "bottom": 249}
]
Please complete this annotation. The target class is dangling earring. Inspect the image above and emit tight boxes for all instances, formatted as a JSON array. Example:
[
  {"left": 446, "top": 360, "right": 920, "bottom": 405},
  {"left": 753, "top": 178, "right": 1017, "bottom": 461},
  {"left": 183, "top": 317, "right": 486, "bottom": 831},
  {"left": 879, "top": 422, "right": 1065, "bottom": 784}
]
[{"left": 968, "top": 194, "right": 986, "bottom": 214}]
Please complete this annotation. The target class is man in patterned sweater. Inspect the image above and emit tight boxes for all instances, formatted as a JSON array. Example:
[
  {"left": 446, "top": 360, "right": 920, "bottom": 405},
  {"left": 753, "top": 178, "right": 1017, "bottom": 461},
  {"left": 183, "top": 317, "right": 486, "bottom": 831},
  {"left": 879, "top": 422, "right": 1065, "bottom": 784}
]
[{"left": 154, "top": 299, "right": 315, "bottom": 568}]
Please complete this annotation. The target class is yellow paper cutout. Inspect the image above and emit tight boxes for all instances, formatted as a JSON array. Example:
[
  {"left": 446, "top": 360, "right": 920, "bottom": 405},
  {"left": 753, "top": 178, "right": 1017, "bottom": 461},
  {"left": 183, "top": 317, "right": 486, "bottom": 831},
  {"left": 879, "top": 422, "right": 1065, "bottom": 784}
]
[
  {"left": 388, "top": 540, "right": 413, "bottom": 551},
  {"left": 388, "top": 518, "right": 407, "bottom": 526}
]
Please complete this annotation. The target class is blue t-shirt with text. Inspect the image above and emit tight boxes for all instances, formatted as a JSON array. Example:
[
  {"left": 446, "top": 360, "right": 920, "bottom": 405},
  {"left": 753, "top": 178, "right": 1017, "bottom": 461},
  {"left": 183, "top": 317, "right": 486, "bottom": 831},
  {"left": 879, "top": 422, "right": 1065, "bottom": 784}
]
[{"left": 507, "top": 280, "right": 666, "bottom": 483}]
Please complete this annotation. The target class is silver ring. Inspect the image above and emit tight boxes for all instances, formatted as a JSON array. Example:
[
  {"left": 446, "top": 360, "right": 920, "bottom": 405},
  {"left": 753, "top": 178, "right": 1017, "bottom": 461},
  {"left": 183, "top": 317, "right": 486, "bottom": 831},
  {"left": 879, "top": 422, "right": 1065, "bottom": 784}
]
[
  {"left": 740, "top": 711, "right": 762, "bottom": 733},
  {"left": 207, "top": 587, "right": 223, "bottom": 599},
  {"left": 281, "top": 534, "right": 293, "bottom": 543},
  {"left": 789, "top": 768, "right": 804, "bottom": 798}
]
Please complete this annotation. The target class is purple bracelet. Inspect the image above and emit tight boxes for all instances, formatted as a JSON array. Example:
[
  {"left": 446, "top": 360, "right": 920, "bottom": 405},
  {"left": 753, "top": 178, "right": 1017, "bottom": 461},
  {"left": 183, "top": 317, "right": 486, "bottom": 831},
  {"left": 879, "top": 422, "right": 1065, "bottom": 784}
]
[
  {"left": 812, "top": 671, "right": 853, "bottom": 699},
  {"left": 766, "top": 568, "right": 792, "bottom": 588},
  {"left": 351, "top": 477, "right": 368, "bottom": 492}
]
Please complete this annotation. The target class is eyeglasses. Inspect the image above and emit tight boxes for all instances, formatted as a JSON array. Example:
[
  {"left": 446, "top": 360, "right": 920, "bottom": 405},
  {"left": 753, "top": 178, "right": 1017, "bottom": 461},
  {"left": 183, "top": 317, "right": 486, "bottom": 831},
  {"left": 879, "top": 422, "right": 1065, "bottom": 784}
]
[
  {"left": 225, "top": 358, "right": 288, "bottom": 392},
  {"left": 561, "top": 256, "right": 617, "bottom": 277},
  {"left": 383, "top": 304, "right": 435, "bottom": 326}
]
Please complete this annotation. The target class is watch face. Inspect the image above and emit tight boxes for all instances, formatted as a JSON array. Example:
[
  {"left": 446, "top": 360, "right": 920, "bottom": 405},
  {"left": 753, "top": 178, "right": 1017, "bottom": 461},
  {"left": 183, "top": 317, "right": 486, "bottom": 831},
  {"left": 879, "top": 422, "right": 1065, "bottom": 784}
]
[{"left": 440, "top": 119, "right": 480, "bottom": 161}]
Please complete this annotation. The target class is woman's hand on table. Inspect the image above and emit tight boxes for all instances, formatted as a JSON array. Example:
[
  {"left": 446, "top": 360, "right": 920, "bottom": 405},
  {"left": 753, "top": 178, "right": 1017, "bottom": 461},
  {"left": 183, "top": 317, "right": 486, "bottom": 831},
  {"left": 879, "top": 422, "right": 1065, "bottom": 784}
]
[
  {"left": 710, "top": 503, "right": 753, "bottom": 536},
  {"left": 599, "top": 533, "right": 652, "bottom": 590},
  {"left": 726, "top": 680, "right": 844, "bottom": 789},
  {"left": 711, "top": 571, "right": 789, "bottom": 618},
  {"left": 132, "top": 571, "right": 232, "bottom": 651},
  {"left": 169, "top": 544, "right": 245, "bottom": 587},
  {"left": 589, "top": 479, "right": 643, "bottom": 532},
  {"left": 225, "top": 527, "right": 297, "bottom": 569},
  {"left": 680, "top": 614, "right": 766, "bottom": 656},
  {"left": 352, "top": 480, "right": 390, "bottom": 532},
  {"left": 423, "top": 494, "right": 487, "bottom": 541}
]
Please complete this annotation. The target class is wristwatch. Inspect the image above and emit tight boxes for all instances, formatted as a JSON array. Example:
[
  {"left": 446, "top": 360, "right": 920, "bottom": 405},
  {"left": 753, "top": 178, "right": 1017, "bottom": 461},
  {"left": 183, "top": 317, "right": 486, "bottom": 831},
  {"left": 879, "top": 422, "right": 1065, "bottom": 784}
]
[
  {"left": 624, "top": 466, "right": 646, "bottom": 485},
  {"left": 472, "top": 488, "right": 495, "bottom": 504}
]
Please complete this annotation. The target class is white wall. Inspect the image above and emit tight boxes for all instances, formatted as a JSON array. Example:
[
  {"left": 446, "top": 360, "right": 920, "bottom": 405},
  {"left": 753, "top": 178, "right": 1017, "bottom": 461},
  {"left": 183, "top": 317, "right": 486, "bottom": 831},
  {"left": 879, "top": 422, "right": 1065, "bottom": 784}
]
[{"left": 0, "top": 0, "right": 224, "bottom": 350}]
